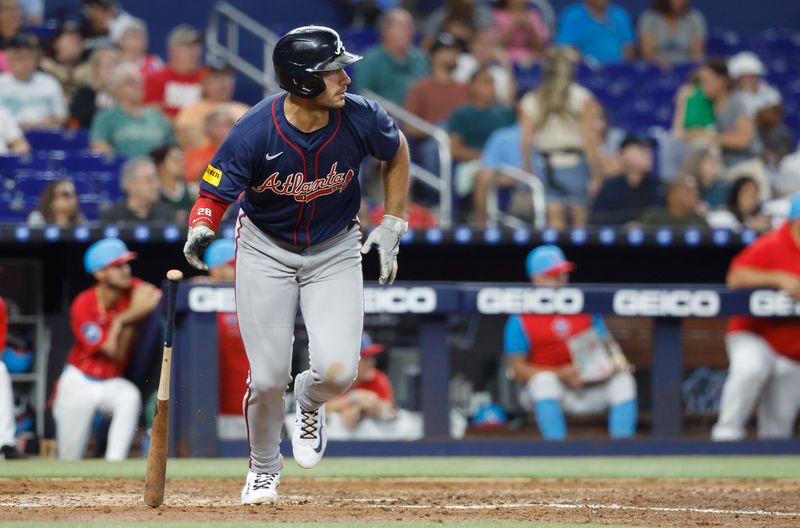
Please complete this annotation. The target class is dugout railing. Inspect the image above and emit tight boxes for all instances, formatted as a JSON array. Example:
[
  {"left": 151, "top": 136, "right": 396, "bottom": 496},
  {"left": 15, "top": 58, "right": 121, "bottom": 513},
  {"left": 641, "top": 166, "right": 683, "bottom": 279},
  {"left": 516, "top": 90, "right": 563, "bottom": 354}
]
[{"left": 168, "top": 281, "right": 800, "bottom": 458}]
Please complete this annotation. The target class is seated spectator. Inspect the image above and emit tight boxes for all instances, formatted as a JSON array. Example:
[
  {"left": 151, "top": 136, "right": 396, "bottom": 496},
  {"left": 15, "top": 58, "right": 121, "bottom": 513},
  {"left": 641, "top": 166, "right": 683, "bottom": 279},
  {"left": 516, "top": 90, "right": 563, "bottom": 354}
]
[
  {"left": 26, "top": 179, "right": 86, "bottom": 228},
  {"left": 680, "top": 139, "right": 729, "bottom": 209},
  {"left": 472, "top": 110, "right": 538, "bottom": 227},
  {"left": 448, "top": 67, "right": 515, "bottom": 201},
  {"left": 174, "top": 65, "right": 249, "bottom": 149},
  {"left": 590, "top": 135, "right": 662, "bottom": 225},
  {"left": 184, "top": 107, "right": 234, "bottom": 183},
  {"left": 1, "top": 295, "right": 24, "bottom": 458},
  {"left": 113, "top": 17, "right": 163, "bottom": 76},
  {"left": 0, "top": 103, "right": 28, "bottom": 154},
  {"left": 728, "top": 52, "right": 795, "bottom": 170},
  {"left": 101, "top": 157, "right": 177, "bottom": 224},
  {"left": 150, "top": 145, "right": 194, "bottom": 223},
  {"left": 0, "top": 0, "right": 22, "bottom": 52},
  {"left": 420, "top": 0, "right": 494, "bottom": 50},
  {"left": 39, "top": 22, "right": 86, "bottom": 100},
  {"left": 144, "top": 24, "right": 207, "bottom": 119},
  {"left": 671, "top": 70, "right": 715, "bottom": 139},
  {"left": 712, "top": 194, "right": 800, "bottom": 441},
  {"left": 404, "top": 33, "right": 469, "bottom": 187},
  {"left": 52, "top": 237, "right": 162, "bottom": 459},
  {"left": 493, "top": 0, "right": 550, "bottom": 66},
  {"left": 16, "top": 0, "right": 41, "bottom": 25},
  {"left": 692, "top": 59, "right": 768, "bottom": 198},
  {"left": 0, "top": 33, "right": 67, "bottom": 129},
  {"left": 355, "top": 9, "right": 429, "bottom": 107},
  {"left": 325, "top": 333, "right": 422, "bottom": 440},
  {"left": 454, "top": 29, "right": 515, "bottom": 106},
  {"left": 775, "top": 150, "right": 800, "bottom": 199},
  {"left": 80, "top": 0, "right": 117, "bottom": 58},
  {"left": 505, "top": 245, "right": 637, "bottom": 440},
  {"left": 70, "top": 47, "right": 120, "bottom": 129},
  {"left": 639, "top": 174, "right": 708, "bottom": 227},
  {"left": 90, "top": 63, "right": 175, "bottom": 157},
  {"left": 707, "top": 175, "right": 770, "bottom": 231},
  {"left": 556, "top": 0, "right": 635, "bottom": 64},
  {"left": 520, "top": 47, "right": 602, "bottom": 229},
  {"left": 638, "top": 0, "right": 706, "bottom": 67}
]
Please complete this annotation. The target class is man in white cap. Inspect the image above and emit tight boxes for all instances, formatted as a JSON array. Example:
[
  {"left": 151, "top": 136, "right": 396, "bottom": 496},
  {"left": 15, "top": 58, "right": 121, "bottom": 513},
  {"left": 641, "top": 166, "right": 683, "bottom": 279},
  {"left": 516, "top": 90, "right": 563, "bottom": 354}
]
[
  {"left": 713, "top": 193, "right": 800, "bottom": 441},
  {"left": 728, "top": 52, "right": 781, "bottom": 117}
]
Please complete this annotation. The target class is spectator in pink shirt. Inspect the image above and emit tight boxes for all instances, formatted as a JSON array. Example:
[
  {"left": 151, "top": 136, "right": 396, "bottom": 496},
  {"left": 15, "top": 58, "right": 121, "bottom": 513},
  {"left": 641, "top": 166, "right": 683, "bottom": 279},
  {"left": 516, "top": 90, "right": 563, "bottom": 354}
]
[{"left": 493, "top": 0, "right": 550, "bottom": 66}]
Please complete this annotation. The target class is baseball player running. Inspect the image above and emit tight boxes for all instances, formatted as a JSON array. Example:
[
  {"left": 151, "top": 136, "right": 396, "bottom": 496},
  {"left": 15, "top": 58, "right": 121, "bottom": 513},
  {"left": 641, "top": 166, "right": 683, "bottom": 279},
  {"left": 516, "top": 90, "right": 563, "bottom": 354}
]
[
  {"left": 712, "top": 193, "right": 800, "bottom": 440},
  {"left": 183, "top": 26, "right": 409, "bottom": 504},
  {"left": 53, "top": 238, "right": 162, "bottom": 460}
]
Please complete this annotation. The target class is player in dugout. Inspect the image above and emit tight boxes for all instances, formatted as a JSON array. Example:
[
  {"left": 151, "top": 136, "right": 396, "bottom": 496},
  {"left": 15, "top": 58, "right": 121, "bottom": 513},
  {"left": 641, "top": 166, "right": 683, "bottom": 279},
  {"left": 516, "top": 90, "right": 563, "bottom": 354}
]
[
  {"left": 712, "top": 192, "right": 800, "bottom": 440},
  {"left": 52, "top": 238, "right": 162, "bottom": 460},
  {"left": 503, "top": 245, "right": 637, "bottom": 440}
]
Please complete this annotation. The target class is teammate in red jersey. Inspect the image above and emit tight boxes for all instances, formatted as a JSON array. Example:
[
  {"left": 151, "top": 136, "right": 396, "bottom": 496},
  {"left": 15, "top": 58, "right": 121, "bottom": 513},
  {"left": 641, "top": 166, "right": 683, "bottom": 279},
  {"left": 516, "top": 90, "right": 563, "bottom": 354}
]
[
  {"left": 52, "top": 238, "right": 161, "bottom": 460},
  {"left": 0, "top": 295, "right": 24, "bottom": 458},
  {"left": 713, "top": 193, "right": 800, "bottom": 440},
  {"left": 504, "top": 245, "right": 637, "bottom": 440}
]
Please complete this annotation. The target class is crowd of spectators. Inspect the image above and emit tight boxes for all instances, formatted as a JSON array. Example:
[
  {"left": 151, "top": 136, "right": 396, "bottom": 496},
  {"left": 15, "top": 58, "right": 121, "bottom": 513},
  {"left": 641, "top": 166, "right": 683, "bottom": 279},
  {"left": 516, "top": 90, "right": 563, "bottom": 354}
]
[{"left": 0, "top": 0, "right": 798, "bottom": 234}]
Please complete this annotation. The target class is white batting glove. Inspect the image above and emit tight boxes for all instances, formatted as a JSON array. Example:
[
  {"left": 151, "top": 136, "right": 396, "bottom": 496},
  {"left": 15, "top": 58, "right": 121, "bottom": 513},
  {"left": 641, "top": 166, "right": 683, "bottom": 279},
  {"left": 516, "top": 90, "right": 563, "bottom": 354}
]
[
  {"left": 183, "top": 225, "right": 216, "bottom": 271},
  {"left": 361, "top": 215, "right": 408, "bottom": 285}
]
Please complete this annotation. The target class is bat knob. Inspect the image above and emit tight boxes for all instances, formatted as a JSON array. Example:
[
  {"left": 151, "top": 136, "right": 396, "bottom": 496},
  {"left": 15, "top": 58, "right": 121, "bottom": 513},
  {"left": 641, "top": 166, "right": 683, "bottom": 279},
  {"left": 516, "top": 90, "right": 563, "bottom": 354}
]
[{"left": 166, "top": 269, "right": 184, "bottom": 282}]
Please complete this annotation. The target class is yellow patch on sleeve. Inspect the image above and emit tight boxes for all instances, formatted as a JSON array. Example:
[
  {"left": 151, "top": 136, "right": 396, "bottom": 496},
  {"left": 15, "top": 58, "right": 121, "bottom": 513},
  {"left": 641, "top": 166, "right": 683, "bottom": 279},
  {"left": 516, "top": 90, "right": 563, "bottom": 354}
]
[{"left": 202, "top": 164, "right": 222, "bottom": 187}]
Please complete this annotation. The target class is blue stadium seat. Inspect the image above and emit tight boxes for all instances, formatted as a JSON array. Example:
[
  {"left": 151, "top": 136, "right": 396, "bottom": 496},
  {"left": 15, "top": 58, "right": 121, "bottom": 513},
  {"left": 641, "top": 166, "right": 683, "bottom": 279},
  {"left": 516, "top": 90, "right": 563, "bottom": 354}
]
[
  {"left": 60, "top": 154, "right": 125, "bottom": 175},
  {"left": 707, "top": 28, "right": 749, "bottom": 56},
  {"left": 25, "top": 130, "right": 90, "bottom": 151},
  {"left": 0, "top": 155, "right": 50, "bottom": 179},
  {"left": 340, "top": 27, "right": 379, "bottom": 54}
]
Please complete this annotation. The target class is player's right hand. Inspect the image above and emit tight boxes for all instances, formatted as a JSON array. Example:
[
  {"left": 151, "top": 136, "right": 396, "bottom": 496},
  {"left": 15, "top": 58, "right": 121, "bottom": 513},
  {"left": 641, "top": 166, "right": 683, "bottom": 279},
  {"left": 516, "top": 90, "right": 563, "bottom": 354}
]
[
  {"left": 183, "top": 225, "right": 216, "bottom": 270},
  {"left": 360, "top": 215, "right": 408, "bottom": 285}
]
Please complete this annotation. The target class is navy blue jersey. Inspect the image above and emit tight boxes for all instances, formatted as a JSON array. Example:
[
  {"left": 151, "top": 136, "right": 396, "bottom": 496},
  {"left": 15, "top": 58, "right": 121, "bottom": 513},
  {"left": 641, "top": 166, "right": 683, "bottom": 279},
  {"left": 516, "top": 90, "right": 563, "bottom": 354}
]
[{"left": 200, "top": 92, "right": 400, "bottom": 247}]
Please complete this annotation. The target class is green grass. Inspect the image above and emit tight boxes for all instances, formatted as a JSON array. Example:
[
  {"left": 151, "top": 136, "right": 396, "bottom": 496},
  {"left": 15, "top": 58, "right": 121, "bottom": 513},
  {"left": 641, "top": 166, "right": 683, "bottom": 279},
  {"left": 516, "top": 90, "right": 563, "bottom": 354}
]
[
  {"left": 3, "top": 521, "right": 643, "bottom": 528},
  {"left": 1, "top": 456, "right": 800, "bottom": 480}
]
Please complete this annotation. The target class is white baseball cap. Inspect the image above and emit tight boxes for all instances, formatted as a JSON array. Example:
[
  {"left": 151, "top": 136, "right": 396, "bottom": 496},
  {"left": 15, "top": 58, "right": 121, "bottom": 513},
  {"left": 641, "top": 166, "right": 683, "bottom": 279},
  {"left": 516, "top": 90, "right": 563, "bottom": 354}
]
[{"left": 728, "top": 52, "right": 766, "bottom": 79}]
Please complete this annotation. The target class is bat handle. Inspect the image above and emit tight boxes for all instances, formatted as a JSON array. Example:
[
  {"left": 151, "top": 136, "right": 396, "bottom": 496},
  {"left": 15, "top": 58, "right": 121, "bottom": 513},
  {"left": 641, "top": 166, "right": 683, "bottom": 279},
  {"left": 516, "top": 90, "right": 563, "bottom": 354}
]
[{"left": 164, "top": 270, "right": 182, "bottom": 348}]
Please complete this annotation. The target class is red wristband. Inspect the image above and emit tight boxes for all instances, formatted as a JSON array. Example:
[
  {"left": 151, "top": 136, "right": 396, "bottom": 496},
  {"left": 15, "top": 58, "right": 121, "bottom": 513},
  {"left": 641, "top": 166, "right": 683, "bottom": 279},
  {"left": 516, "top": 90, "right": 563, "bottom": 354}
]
[{"left": 188, "top": 195, "right": 229, "bottom": 231}]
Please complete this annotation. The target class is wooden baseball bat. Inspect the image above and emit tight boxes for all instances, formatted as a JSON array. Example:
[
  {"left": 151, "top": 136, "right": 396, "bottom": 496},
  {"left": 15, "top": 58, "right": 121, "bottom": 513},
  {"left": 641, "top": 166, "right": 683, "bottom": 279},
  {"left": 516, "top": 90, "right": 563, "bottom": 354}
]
[{"left": 144, "top": 269, "right": 183, "bottom": 507}]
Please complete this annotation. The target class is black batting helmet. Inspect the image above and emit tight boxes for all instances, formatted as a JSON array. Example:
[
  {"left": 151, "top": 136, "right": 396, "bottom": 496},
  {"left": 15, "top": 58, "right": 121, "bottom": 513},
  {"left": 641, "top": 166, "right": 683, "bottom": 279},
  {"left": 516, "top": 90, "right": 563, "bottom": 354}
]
[{"left": 272, "top": 25, "right": 362, "bottom": 98}]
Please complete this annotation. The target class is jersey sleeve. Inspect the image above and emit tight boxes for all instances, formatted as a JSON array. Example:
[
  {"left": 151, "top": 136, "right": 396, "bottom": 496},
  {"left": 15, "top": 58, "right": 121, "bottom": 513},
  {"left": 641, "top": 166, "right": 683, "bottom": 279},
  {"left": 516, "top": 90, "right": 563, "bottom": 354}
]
[
  {"left": 364, "top": 98, "right": 401, "bottom": 161},
  {"left": 503, "top": 315, "right": 530, "bottom": 356},
  {"left": 199, "top": 119, "right": 264, "bottom": 203},
  {"left": 69, "top": 296, "right": 105, "bottom": 355}
]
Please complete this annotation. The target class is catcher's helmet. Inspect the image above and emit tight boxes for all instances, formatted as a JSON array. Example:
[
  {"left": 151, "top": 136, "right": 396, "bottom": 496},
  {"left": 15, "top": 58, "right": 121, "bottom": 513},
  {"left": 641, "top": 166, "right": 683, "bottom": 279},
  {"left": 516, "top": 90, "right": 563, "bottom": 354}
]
[{"left": 272, "top": 25, "right": 362, "bottom": 98}]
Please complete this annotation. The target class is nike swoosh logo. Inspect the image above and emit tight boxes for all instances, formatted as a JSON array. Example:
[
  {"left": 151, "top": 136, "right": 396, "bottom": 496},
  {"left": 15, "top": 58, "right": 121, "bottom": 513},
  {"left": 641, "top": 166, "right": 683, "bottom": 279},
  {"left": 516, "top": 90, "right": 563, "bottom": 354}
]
[
  {"left": 265, "top": 152, "right": 283, "bottom": 160},
  {"left": 313, "top": 425, "right": 324, "bottom": 453}
]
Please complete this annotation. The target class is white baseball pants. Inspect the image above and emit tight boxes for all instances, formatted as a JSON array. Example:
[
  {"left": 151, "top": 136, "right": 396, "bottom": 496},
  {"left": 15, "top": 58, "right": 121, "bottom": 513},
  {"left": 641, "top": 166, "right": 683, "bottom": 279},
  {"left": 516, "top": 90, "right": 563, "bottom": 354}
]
[
  {"left": 712, "top": 331, "right": 800, "bottom": 440},
  {"left": 235, "top": 214, "right": 363, "bottom": 474},
  {"left": 52, "top": 365, "right": 141, "bottom": 460},
  {"left": 0, "top": 362, "right": 16, "bottom": 447}
]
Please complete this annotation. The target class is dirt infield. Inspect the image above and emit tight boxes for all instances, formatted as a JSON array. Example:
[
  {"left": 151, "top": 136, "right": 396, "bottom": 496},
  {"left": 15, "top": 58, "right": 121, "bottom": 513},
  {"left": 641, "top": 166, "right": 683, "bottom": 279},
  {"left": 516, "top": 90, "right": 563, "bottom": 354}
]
[{"left": 1, "top": 477, "right": 799, "bottom": 526}]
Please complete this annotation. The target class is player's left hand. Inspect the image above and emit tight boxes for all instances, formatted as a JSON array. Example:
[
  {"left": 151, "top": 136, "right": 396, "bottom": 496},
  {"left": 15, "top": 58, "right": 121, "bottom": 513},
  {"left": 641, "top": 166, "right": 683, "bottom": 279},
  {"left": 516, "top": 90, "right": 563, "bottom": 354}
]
[
  {"left": 183, "top": 225, "right": 216, "bottom": 271},
  {"left": 361, "top": 215, "right": 408, "bottom": 285}
]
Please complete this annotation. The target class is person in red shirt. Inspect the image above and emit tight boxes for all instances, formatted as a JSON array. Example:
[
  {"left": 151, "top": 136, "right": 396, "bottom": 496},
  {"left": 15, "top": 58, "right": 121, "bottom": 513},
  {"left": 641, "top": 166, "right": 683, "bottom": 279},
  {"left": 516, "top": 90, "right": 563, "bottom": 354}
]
[
  {"left": 712, "top": 193, "right": 800, "bottom": 441},
  {"left": 143, "top": 24, "right": 206, "bottom": 119},
  {"left": 52, "top": 238, "right": 162, "bottom": 460},
  {"left": 504, "top": 245, "right": 636, "bottom": 440},
  {"left": 0, "top": 295, "right": 23, "bottom": 458}
]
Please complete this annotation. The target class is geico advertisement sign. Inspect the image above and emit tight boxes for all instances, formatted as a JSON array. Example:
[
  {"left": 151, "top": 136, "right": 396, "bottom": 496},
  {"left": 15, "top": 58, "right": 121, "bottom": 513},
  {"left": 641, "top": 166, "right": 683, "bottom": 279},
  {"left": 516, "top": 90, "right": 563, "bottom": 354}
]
[
  {"left": 364, "top": 287, "right": 437, "bottom": 313},
  {"left": 613, "top": 289, "right": 720, "bottom": 317},
  {"left": 188, "top": 287, "right": 236, "bottom": 312},
  {"left": 477, "top": 288, "right": 584, "bottom": 314},
  {"left": 750, "top": 290, "right": 800, "bottom": 316}
]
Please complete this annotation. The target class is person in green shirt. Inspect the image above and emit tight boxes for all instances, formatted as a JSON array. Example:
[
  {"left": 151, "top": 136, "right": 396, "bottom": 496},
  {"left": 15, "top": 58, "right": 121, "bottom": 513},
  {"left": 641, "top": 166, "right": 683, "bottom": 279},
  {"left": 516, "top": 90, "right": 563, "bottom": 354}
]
[
  {"left": 639, "top": 173, "right": 708, "bottom": 227},
  {"left": 355, "top": 8, "right": 430, "bottom": 106},
  {"left": 447, "top": 67, "right": 515, "bottom": 201},
  {"left": 90, "top": 62, "right": 175, "bottom": 158}
]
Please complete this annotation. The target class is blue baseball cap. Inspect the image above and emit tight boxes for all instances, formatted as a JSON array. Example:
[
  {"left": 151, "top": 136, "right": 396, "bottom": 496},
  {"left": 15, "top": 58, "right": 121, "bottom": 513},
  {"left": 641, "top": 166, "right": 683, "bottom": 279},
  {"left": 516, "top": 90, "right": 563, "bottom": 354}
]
[
  {"left": 788, "top": 193, "right": 800, "bottom": 220},
  {"left": 84, "top": 238, "right": 137, "bottom": 273},
  {"left": 360, "top": 332, "right": 384, "bottom": 357},
  {"left": 525, "top": 245, "right": 575, "bottom": 277},
  {"left": 204, "top": 239, "right": 235, "bottom": 269}
]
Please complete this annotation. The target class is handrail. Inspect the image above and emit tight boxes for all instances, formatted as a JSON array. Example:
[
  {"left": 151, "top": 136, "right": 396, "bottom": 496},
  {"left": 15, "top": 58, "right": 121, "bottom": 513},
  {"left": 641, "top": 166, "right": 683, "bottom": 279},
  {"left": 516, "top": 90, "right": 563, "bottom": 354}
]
[
  {"left": 206, "top": 1, "right": 280, "bottom": 96},
  {"left": 361, "top": 90, "right": 453, "bottom": 229},
  {"left": 487, "top": 163, "right": 547, "bottom": 230}
]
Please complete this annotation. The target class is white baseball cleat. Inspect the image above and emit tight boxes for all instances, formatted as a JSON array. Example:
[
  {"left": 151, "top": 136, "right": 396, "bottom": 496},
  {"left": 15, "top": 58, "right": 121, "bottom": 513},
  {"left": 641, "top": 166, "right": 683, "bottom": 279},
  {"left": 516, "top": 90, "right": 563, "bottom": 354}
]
[
  {"left": 240, "top": 470, "right": 280, "bottom": 505},
  {"left": 292, "top": 404, "right": 327, "bottom": 469}
]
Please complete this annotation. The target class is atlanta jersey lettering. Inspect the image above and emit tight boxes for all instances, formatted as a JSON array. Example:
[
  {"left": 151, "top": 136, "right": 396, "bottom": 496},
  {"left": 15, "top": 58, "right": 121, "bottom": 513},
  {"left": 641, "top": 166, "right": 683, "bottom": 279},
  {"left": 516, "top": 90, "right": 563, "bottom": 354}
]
[{"left": 198, "top": 92, "right": 400, "bottom": 247}]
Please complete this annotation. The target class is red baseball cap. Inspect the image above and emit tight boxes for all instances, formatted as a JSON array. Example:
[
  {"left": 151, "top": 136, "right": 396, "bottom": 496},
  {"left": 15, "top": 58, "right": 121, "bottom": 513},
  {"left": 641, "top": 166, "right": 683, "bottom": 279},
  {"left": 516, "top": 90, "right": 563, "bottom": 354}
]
[{"left": 360, "top": 332, "right": 384, "bottom": 357}]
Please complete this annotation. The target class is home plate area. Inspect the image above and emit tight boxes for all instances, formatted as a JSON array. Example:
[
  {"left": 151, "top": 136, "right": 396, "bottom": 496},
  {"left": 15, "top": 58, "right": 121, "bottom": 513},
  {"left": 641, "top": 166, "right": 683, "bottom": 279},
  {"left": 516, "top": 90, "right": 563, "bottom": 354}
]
[{"left": 1, "top": 477, "right": 799, "bottom": 526}]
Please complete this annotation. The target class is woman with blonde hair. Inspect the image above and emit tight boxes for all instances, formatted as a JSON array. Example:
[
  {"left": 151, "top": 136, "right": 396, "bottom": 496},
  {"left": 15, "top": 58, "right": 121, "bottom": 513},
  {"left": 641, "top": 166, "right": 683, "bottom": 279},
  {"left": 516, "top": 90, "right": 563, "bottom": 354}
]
[
  {"left": 520, "top": 46, "right": 602, "bottom": 229},
  {"left": 69, "top": 46, "right": 121, "bottom": 128}
]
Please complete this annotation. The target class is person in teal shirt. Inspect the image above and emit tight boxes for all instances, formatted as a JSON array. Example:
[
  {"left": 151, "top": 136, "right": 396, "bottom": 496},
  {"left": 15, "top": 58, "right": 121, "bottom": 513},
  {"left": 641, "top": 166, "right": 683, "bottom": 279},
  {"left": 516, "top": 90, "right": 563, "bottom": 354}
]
[
  {"left": 556, "top": 0, "right": 635, "bottom": 64},
  {"left": 355, "top": 8, "right": 429, "bottom": 106},
  {"left": 90, "top": 63, "right": 175, "bottom": 158}
]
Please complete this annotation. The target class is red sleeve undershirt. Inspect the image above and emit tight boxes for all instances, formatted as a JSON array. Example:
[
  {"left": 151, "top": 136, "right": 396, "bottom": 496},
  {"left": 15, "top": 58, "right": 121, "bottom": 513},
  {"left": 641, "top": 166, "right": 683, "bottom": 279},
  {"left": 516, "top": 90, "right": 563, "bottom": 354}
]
[{"left": 188, "top": 191, "right": 230, "bottom": 231}]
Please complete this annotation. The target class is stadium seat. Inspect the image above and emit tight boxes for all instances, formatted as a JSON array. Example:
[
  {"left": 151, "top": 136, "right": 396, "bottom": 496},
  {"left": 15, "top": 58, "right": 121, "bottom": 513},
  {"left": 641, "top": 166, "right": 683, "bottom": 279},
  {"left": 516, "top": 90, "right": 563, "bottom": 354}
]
[
  {"left": 707, "top": 28, "right": 749, "bottom": 55},
  {"left": 25, "top": 130, "right": 90, "bottom": 152},
  {"left": 0, "top": 155, "right": 50, "bottom": 179},
  {"left": 60, "top": 154, "right": 125, "bottom": 175}
]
